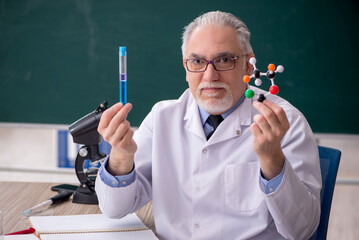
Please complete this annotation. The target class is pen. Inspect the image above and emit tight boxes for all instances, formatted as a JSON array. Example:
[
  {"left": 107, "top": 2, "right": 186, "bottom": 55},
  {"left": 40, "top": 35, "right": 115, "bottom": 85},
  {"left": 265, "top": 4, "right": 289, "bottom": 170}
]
[
  {"left": 20, "top": 191, "right": 73, "bottom": 217},
  {"left": 119, "top": 46, "right": 127, "bottom": 104}
]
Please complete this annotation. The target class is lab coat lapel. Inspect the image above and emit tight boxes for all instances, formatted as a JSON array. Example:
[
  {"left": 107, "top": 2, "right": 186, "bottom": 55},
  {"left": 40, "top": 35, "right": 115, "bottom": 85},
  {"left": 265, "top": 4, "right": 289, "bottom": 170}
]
[
  {"left": 207, "top": 97, "right": 253, "bottom": 145},
  {"left": 183, "top": 94, "right": 254, "bottom": 143},
  {"left": 184, "top": 95, "right": 207, "bottom": 140}
]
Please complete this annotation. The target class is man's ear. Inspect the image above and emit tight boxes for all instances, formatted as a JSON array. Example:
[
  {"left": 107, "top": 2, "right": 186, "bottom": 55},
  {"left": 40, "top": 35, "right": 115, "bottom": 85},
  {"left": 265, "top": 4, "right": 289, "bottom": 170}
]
[
  {"left": 183, "top": 58, "right": 189, "bottom": 82},
  {"left": 246, "top": 53, "right": 255, "bottom": 75}
]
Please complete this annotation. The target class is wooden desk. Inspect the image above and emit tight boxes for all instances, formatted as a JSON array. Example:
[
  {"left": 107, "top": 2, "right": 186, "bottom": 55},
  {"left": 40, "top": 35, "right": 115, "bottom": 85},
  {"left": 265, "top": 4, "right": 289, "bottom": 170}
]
[{"left": 0, "top": 181, "right": 155, "bottom": 234}]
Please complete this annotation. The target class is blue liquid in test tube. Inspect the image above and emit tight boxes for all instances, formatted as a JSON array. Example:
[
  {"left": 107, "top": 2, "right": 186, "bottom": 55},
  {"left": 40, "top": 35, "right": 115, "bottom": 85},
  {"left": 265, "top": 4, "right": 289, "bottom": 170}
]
[{"left": 119, "top": 46, "right": 127, "bottom": 104}]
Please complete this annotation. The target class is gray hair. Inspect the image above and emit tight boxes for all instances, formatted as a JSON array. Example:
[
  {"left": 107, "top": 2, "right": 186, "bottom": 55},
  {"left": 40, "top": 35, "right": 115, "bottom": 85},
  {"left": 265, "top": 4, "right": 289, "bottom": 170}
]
[{"left": 181, "top": 11, "right": 253, "bottom": 57}]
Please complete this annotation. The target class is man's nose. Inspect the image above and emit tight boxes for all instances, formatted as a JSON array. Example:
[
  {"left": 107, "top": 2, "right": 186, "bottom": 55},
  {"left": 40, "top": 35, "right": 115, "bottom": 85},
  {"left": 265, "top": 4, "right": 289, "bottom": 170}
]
[{"left": 203, "top": 63, "right": 219, "bottom": 82}]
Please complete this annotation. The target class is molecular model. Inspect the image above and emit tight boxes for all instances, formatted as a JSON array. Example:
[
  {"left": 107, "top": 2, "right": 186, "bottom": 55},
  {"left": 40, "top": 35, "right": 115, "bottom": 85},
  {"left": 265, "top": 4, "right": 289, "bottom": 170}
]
[{"left": 243, "top": 57, "right": 284, "bottom": 102}]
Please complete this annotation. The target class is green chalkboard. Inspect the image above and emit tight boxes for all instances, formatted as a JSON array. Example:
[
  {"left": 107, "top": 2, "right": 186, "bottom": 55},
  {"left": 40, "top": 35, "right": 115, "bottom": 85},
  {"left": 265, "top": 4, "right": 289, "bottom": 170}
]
[{"left": 0, "top": 0, "right": 358, "bottom": 134}]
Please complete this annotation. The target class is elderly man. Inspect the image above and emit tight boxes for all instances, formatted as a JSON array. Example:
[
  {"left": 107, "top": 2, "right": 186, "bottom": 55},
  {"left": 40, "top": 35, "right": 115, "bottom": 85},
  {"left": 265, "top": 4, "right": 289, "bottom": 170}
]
[{"left": 95, "top": 11, "right": 321, "bottom": 240}]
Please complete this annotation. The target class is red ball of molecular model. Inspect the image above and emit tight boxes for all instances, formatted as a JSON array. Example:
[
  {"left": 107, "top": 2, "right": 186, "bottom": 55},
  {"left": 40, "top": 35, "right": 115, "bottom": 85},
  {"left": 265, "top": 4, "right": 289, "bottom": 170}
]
[{"left": 243, "top": 57, "right": 284, "bottom": 102}]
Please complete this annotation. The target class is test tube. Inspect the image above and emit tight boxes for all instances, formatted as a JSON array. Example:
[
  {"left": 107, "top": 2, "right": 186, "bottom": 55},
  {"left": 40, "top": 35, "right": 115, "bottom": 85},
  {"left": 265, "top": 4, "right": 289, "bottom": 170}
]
[{"left": 119, "top": 46, "right": 127, "bottom": 104}]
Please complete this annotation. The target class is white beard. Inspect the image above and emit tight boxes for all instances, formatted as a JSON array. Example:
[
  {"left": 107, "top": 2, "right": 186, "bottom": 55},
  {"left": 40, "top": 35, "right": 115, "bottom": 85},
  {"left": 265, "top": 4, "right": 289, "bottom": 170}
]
[{"left": 196, "top": 82, "right": 233, "bottom": 114}]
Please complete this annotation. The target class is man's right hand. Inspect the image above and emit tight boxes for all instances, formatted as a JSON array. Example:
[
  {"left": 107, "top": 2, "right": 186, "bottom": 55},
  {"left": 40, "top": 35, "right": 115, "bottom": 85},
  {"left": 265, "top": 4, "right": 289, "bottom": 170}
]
[{"left": 98, "top": 102, "right": 137, "bottom": 176}]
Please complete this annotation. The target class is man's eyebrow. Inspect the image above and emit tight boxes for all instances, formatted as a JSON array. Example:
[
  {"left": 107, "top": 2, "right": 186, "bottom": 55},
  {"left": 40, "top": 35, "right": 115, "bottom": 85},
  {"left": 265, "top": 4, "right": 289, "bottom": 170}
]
[
  {"left": 187, "top": 53, "right": 205, "bottom": 59},
  {"left": 187, "top": 51, "right": 236, "bottom": 59},
  {"left": 215, "top": 51, "right": 236, "bottom": 57}
]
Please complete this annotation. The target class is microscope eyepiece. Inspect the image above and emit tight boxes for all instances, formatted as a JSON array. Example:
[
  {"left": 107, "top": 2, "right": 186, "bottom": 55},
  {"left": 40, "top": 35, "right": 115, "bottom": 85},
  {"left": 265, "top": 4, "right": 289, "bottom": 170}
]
[{"left": 69, "top": 101, "right": 108, "bottom": 145}]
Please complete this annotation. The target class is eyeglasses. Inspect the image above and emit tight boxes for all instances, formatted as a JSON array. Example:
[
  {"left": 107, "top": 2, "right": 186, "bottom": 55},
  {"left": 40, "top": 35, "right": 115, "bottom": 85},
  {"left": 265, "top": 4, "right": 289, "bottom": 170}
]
[{"left": 185, "top": 55, "right": 246, "bottom": 72}]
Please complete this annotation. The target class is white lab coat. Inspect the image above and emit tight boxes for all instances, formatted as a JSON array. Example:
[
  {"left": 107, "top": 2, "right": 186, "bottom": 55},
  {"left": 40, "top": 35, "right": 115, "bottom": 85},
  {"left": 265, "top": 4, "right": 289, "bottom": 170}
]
[{"left": 96, "top": 87, "right": 321, "bottom": 240}]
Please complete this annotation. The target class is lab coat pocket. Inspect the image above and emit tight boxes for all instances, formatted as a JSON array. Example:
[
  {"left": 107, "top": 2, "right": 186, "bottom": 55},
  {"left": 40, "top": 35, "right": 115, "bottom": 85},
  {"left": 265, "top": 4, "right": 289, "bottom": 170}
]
[{"left": 224, "top": 162, "right": 264, "bottom": 212}]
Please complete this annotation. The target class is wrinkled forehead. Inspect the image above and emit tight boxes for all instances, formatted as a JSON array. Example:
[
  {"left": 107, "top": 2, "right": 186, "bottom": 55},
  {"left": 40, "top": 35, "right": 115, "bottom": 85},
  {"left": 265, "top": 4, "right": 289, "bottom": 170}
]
[{"left": 185, "top": 25, "right": 243, "bottom": 59}]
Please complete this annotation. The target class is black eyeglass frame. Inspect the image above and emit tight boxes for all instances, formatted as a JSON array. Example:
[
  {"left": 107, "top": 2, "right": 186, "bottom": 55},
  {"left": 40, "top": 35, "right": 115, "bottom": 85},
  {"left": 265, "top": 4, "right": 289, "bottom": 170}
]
[{"left": 185, "top": 55, "right": 247, "bottom": 72}]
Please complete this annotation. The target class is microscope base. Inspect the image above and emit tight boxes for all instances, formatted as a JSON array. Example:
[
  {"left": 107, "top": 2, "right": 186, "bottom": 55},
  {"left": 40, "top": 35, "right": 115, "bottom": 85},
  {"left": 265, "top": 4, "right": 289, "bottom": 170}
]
[{"left": 72, "top": 185, "right": 98, "bottom": 205}]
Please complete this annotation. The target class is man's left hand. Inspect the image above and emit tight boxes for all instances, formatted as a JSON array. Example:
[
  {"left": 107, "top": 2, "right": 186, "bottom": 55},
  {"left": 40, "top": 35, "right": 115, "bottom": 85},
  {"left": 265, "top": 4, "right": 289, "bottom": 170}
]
[{"left": 250, "top": 100, "right": 290, "bottom": 180}]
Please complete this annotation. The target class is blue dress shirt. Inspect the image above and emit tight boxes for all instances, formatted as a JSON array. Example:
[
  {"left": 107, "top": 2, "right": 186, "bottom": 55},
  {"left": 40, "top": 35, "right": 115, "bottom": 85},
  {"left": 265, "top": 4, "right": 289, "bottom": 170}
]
[{"left": 99, "top": 159, "right": 135, "bottom": 187}]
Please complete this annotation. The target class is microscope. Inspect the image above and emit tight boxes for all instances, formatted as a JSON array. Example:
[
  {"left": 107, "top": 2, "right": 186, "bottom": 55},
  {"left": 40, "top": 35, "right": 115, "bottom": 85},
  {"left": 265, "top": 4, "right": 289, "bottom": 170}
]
[{"left": 68, "top": 101, "right": 108, "bottom": 204}]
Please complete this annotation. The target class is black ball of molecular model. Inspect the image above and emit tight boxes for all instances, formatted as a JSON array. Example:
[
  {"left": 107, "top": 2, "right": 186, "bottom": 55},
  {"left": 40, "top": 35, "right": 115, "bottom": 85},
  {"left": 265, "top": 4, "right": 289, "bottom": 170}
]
[{"left": 243, "top": 57, "right": 284, "bottom": 102}]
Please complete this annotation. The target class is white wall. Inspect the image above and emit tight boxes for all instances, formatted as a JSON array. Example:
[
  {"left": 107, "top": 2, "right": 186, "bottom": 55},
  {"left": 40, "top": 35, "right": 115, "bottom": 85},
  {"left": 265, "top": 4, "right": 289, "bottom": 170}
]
[
  {"left": 0, "top": 123, "right": 77, "bottom": 183},
  {"left": 1, "top": 123, "right": 358, "bottom": 182}
]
